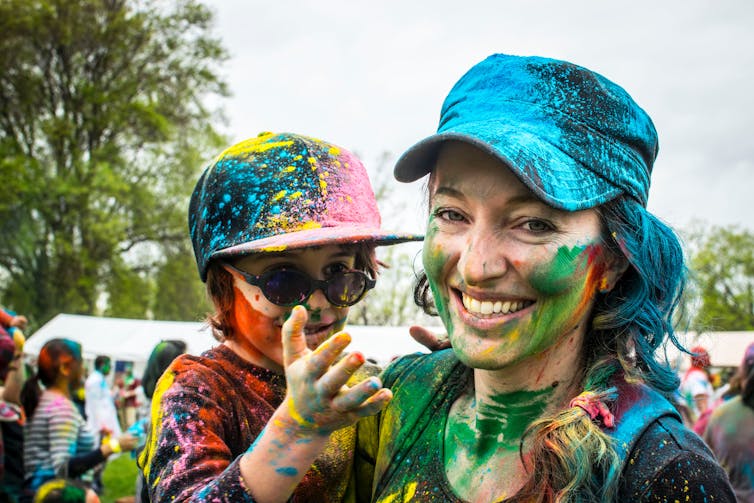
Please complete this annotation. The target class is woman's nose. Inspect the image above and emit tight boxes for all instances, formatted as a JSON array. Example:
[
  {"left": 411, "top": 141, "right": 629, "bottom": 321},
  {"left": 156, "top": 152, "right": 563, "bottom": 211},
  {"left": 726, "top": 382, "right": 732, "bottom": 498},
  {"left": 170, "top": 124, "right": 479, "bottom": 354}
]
[{"left": 458, "top": 231, "right": 508, "bottom": 285}]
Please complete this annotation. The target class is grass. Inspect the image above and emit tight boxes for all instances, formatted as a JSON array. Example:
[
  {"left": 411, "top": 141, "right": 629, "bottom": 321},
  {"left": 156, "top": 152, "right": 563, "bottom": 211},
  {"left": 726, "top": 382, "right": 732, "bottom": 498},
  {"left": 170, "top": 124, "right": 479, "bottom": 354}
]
[{"left": 100, "top": 454, "right": 139, "bottom": 503}]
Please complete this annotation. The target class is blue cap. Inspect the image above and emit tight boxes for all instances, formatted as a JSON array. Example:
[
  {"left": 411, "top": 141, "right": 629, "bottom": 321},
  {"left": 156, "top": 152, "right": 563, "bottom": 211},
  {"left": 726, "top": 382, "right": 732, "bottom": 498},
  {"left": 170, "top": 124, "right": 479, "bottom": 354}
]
[{"left": 394, "top": 54, "right": 658, "bottom": 210}]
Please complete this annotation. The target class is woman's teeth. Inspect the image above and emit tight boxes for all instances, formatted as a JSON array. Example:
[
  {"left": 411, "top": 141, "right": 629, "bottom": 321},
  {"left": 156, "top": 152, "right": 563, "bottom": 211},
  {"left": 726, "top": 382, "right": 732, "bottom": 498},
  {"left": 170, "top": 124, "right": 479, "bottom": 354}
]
[{"left": 461, "top": 293, "right": 532, "bottom": 316}]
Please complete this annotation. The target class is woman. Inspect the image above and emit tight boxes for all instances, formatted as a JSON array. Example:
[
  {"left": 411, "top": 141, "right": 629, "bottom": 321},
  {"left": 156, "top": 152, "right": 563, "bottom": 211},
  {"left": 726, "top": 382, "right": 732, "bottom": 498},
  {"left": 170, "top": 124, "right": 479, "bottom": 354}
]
[
  {"left": 271, "top": 54, "right": 736, "bottom": 502},
  {"left": 704, "top": 342, "right": 754, "bottom": 501},
  {"left": 137, "top": 132, "right": 420, "bottom": 501},
  {"left": 21, "top": 339, "right": 136, "bottom": 498}
]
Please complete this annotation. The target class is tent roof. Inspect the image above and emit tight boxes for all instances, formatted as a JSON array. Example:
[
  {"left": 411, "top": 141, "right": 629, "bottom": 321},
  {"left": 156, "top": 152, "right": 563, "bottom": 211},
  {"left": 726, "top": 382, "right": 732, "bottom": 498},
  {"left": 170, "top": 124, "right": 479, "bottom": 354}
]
[
  {"left": 24, "top": 314, "right": 754, "bottom": 371},
  {"left": 23, "top": 314, "right": 431, "bottom": 368}
]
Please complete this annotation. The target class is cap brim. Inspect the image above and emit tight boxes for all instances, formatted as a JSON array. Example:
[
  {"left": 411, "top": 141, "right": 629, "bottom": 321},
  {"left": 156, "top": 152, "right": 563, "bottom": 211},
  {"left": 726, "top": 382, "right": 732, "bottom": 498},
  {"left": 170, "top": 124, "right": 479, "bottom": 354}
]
[
  {"left": 394, "top": 121, "right": 622, "bottom": 211},
  {"left": 210, "top": 225, "right": 422, "bottom": 262}
]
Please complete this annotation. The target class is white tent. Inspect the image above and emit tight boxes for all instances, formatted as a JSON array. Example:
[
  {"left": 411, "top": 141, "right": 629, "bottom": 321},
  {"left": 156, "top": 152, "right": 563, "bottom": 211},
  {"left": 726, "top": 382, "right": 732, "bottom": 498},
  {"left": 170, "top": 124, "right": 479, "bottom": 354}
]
[
  {"left": 24, "top": 314, "right": 754, "bottom": 376},
  {"left": 23, "top": 314, "right": 432, "bottom": 376}
]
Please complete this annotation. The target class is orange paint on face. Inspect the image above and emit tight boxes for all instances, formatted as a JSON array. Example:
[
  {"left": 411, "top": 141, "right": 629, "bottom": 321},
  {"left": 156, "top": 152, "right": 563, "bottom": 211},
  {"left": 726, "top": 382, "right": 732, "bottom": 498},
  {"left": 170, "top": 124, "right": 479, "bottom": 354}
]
[{"left": 228, "top": 285, "right": 284, "bottom": 367}]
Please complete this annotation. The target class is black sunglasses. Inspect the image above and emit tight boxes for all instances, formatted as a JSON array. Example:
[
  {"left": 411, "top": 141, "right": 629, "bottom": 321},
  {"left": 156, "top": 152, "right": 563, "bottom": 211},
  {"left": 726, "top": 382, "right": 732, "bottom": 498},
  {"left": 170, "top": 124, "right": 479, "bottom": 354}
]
[{"left": 222, "top": 262, "right": 376, "bottom": 307}]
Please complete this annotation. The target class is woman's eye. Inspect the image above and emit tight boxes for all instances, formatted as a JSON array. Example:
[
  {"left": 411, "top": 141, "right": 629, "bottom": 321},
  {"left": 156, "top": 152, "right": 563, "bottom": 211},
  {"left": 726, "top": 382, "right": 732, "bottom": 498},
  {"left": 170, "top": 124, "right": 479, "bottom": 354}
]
[
  {"left": 522, "top": 219, "right": 553, "bottom": 232},
  {"left": 434, "top": 208, "right": 465, "bottom": 222}
]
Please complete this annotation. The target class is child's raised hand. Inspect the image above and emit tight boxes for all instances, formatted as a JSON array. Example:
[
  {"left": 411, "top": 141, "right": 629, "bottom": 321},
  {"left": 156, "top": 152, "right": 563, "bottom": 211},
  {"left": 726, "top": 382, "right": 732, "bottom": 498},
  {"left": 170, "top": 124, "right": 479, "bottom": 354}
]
[{"left": 281, "top": 305, "right": 392, "bottom": 435}]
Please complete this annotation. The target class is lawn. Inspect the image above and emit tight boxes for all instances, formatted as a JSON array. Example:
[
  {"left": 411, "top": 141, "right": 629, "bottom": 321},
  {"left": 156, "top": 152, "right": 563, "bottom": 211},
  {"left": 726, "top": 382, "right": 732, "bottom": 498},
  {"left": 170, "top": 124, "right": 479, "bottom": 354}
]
[{"left": 100, "top": 454, "right": 140, "bottom": 503}]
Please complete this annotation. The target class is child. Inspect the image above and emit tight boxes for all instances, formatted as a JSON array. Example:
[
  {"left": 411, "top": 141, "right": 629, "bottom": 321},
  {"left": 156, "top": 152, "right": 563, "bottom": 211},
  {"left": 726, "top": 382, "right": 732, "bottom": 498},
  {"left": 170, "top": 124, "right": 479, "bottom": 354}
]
[{"left": 138, "top": 132, "right": 420, "bottom": 501}]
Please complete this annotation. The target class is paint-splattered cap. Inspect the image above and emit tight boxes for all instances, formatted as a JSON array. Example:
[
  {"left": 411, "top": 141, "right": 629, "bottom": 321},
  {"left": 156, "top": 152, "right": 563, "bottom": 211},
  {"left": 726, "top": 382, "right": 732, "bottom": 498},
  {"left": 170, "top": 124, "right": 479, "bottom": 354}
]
[
  {"left": 394, "top": 54, "right": 658, "bottom": 211},
  {"left": 189, "top": 132, "right": 422, "bottom": 281}
]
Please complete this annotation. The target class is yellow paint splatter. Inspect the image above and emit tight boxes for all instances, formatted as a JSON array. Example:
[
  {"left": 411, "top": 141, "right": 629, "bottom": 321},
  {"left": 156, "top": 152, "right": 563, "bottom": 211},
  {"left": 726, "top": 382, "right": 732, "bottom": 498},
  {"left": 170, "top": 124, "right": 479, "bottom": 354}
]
[
  {"left": 138, "top": 369, "right": 177, "bottom": 481},
  {"left": 219, "top": 138, "right": 294, "bottom": 158},
  {"left": 382, "top": 482, "right": 417, "bottom": 502},
  {"left": 272, "top": 190, "right": 287, "bottom": 202}
]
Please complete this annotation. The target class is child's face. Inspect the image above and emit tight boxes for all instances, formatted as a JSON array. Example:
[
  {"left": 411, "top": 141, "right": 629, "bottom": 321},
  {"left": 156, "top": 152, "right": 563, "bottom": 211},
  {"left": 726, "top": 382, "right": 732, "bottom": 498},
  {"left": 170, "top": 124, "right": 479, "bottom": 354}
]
[{"left": 226, "top": 245, "right": 358, "bottom": 370}]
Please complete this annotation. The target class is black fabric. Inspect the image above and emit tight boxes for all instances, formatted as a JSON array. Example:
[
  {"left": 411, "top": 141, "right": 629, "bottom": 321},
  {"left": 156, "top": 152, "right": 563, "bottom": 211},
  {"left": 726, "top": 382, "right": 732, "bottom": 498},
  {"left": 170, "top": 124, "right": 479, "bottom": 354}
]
[
  {"left": 618, "top": 415, "right": 735, "bottom": 501},
  {"left": 66, "top": 448, "right": 106, "bottom": 479},
  {"left": 1, "top": 421, "right": 23, "bottom": 497}
]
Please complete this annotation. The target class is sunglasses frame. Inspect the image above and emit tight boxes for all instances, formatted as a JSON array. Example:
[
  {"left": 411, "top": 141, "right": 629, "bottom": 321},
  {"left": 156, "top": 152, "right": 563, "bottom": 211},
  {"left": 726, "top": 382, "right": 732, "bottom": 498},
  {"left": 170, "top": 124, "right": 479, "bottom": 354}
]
[{"left": 221, "top": 262, "right": 376, "bottom": 307}]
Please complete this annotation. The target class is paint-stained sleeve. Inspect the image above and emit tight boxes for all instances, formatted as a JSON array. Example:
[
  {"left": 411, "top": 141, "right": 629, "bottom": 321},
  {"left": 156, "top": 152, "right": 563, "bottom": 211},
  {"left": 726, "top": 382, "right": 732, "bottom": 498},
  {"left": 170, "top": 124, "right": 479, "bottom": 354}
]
[{"left": 139, "top": 365, "right": 255, "bottom": 502}]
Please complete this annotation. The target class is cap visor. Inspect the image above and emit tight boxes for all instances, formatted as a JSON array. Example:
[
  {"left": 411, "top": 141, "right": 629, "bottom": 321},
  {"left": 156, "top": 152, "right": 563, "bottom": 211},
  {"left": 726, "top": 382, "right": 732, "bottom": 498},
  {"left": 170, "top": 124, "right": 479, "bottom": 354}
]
[
  {"left": 394, "top": 122, "right": 622, "bottom": 211},
  {"left": 211, "top": 225, "right": 422, "bottom": 262}
]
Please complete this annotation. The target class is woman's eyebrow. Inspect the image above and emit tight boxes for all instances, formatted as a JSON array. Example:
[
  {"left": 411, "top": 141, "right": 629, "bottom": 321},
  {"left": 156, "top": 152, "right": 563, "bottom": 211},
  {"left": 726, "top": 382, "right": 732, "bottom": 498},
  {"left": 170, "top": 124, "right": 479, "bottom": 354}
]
[{"left": 433, "top": 185, "right": 543, "bottom": 208}]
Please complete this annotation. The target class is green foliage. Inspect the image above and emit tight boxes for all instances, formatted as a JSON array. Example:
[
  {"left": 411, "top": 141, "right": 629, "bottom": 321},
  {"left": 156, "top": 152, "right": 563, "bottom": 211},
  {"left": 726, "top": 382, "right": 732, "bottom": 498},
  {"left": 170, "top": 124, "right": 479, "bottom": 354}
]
[
  {"left": 152, "top": 241, "right": 210, "bottom": 322},
  {"left": 0, "top": 0, "right": 228, "bottom": 326},
  {"left": 685, "top": 224, "right": 754, "bottom": 331}
]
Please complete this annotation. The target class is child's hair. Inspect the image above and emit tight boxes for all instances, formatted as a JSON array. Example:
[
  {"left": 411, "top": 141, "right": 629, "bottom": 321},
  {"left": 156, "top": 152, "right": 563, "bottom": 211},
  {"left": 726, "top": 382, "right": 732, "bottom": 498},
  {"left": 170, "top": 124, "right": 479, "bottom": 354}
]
[
  {"left": 21, "top": 338, "right": 82, "bottom": 418},
  {"left": 414, "top": 197, "right": 687, "bottom": 501},
  {"left": 204, "top": 242, "right": 379, "bottom": 342},
  {"left": 33, "top": 478, "right": 90, "bottom": 503}
]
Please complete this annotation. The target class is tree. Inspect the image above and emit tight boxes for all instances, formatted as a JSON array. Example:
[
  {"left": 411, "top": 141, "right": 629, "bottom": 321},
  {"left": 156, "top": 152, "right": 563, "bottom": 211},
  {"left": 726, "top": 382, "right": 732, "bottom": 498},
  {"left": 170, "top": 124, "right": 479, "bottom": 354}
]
[
  {"left": 685, "top": 224, "right": 754, "bottom": 331},
  {"left": 0, "top": 0, "right": 228, "bottom": 326},
  {"left": 347, "top": 152, "right": 439, "bottom": 328}
]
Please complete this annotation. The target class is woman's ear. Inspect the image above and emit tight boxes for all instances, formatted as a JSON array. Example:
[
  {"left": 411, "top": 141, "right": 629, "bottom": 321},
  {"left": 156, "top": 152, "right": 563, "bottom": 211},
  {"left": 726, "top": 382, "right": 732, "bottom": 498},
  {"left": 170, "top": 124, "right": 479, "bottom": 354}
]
[
  {"left": 58, "top": 360, "right": 72, "bottom": 378},
  {"left": 600, "top": 254, "right": 629, "bottom": 293}
]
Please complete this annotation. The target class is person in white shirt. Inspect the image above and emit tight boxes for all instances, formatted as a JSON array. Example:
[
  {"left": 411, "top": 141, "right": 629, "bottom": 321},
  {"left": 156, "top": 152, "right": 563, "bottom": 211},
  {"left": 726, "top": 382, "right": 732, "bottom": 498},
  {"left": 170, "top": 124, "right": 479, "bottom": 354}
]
[{"left": 83, "top": 355, "right": 121, "bottom": 493}]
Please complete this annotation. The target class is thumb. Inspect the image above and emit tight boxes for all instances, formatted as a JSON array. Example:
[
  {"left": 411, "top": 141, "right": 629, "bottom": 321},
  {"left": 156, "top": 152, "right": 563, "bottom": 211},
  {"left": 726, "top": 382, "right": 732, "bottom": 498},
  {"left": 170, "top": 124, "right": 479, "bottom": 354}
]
[
  {"left": 409, "top": 325, "right": 451, "bottom": 352},
  {"left": 283, "top": 305, "right": 310, "bottom": 367}
]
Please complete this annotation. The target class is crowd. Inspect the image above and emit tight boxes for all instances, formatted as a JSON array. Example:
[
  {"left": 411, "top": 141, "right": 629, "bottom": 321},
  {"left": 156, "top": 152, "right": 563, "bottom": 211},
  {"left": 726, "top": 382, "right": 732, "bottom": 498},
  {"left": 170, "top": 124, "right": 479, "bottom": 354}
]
[
  {"left": 1, "top": 51, "right": 753, "bottom": 503},
  {"left": 0, "top": 313, "right": 186, "bottom": 503}
]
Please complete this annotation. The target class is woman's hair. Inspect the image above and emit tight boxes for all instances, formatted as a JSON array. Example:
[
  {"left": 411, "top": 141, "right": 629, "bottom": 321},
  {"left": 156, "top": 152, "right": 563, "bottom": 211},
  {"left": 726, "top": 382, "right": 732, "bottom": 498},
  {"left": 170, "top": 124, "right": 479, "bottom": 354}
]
[
  {"left": 33, "top": 478, "right": 89, "bottom": 503},
  {"left": 141, "top": 340, "right": 187, "bottom": 400},
  {"left": 203, "top": 242, "right": 379, "bottom": 342},
  {"left": 414, "top": 196, "right": 687, "bottom": 501},
  {"left": 21, "top": 338, "right": 82, "bottom": 418}
]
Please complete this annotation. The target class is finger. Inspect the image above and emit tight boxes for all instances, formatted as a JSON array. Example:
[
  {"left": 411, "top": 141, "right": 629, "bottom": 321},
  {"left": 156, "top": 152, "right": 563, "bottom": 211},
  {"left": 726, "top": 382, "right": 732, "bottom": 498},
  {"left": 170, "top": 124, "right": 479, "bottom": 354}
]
[
  {"left": 316, "top": 350, "right": 364, "bottom": 396},
  {"left": 282, "top": 306, "right": 309, "bottom": 367},
  {"left": 330, "top": 375, "right": 388, "bottom": 412},
  {"left": 347, "top": 387, "right": 393, "bottom": 418},
  {"left": 409, "top": 325, "right": 451, "bottom": 351},
  {"left": 308, "top": 331, "right": 352, "bottom": 377}
]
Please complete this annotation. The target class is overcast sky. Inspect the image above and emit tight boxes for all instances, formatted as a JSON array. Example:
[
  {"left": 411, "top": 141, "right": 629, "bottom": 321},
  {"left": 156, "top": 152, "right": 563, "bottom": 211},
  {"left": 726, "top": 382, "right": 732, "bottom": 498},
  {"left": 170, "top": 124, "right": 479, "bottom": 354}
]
[{"left": 208, "top": 0, "right": 753, "bottom": 235}]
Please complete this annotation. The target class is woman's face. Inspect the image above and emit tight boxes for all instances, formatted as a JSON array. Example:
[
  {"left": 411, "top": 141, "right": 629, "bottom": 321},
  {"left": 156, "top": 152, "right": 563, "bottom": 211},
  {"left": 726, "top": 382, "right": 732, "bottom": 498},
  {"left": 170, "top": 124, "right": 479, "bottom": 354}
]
[
  {"left": 423, "top": 142, "right": 624, "bottom": 370},
  {"left": 226, "top": 245, "right": 357, "bottom": 369}
]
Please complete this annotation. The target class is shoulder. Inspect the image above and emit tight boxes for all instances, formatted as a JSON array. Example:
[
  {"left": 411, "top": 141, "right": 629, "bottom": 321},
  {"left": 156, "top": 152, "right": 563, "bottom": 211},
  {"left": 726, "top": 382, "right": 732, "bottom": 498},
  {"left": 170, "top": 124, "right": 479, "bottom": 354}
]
[{"left": 619, "top": 415, "right": 735, "bottom": 501}]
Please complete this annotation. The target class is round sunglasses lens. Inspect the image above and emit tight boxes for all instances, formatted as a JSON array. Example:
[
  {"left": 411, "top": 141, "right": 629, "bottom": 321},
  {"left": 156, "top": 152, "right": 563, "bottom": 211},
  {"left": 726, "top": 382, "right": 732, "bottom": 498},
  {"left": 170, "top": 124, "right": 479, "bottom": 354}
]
[
  {"left": 263, "top": 270, "right": 310, "bottom": 306},
  {"left": 327, "top": 272, "right": 367, "bottom": 306}
]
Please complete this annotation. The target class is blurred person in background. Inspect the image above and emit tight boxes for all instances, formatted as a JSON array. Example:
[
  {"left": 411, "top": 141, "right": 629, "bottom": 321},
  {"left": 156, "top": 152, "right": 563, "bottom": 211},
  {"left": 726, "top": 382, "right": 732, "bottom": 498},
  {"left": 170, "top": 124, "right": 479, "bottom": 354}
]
[
  {"left": 32, "top": 478, "right": 99, "bottom": 503},
  {"left": 704, "top": 342, "right": 754, "bottom": 502},
  {"left": 21, "top": 340, "right": 136, "bottom": 500},
  {"left": 83, "top": 356, "right": 120, "bottom": 495},
  {"left": 680, "top": 345, "right": 714, "bottom": 422}
]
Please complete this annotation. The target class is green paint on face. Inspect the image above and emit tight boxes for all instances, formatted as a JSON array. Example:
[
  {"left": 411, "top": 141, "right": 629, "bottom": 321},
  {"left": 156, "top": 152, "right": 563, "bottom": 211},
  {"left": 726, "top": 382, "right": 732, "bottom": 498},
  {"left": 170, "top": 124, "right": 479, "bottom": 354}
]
[
  {"left": 422, "top": 219, "right": 454, "bottom": 335},
  {"left": 529, "top": 245, "right": 587, "bottom": 296},
  {"left": 517, "top": 244, "right": 596, "bottom": 355}
]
